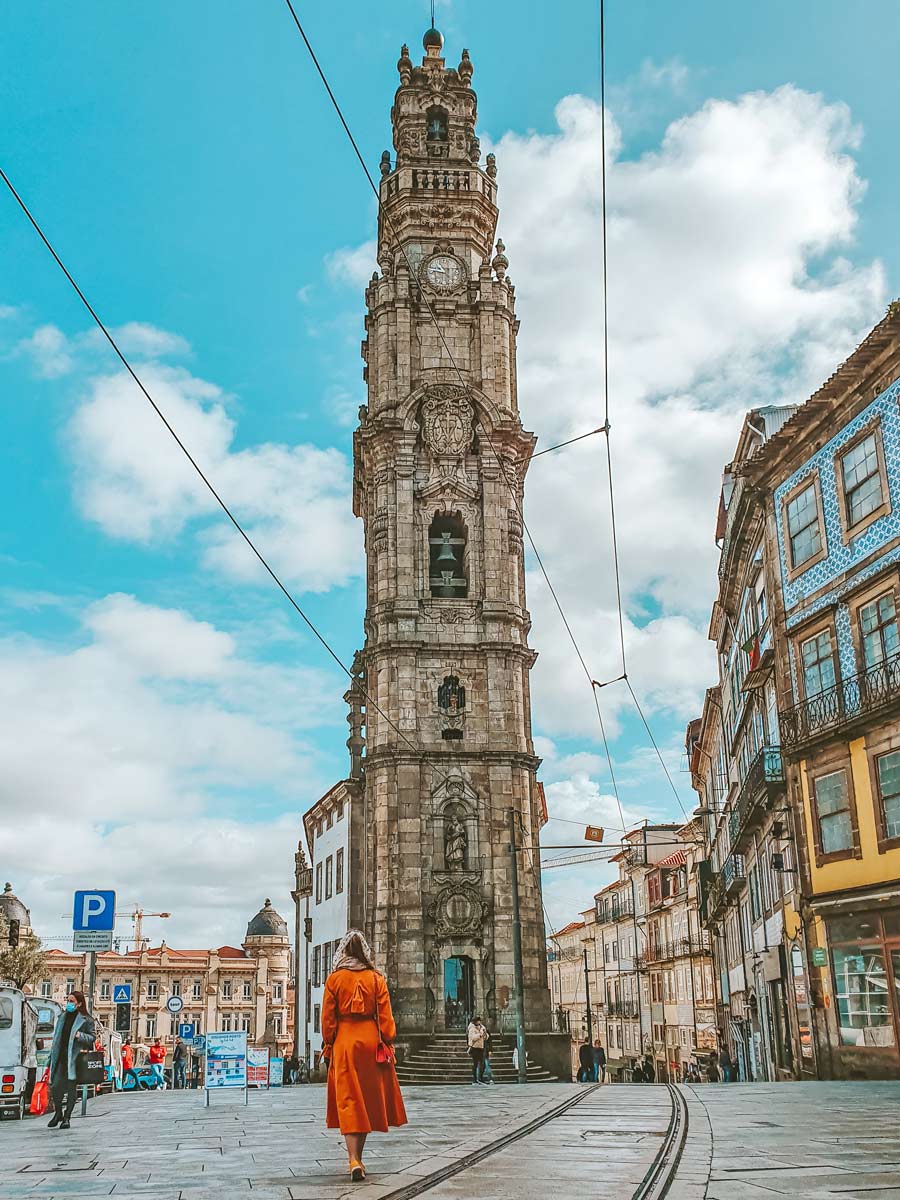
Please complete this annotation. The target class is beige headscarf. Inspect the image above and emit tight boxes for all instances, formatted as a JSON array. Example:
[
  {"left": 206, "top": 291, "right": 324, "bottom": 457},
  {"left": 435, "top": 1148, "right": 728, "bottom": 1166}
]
[{"left": 331, "top": 928, "right": 379, "bottom": 974}]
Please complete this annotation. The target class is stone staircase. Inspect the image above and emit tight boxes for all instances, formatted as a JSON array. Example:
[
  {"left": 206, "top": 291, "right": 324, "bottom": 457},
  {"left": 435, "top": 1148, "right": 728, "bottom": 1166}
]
[{"left": 394, "top": 1032, "right": 558, "bottom": 1085}]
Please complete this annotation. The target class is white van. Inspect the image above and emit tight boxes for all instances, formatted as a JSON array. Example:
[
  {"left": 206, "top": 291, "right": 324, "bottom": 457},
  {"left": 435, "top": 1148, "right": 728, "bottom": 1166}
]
[{"left": 0, "top": 986, "right": 39, "bottom": 1120}]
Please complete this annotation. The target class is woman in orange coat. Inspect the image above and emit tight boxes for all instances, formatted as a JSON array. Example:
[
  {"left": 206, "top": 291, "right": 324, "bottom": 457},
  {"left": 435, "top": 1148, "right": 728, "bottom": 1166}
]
[{"left": 321, "top": 929, "right": 407, "bottom": 1181}]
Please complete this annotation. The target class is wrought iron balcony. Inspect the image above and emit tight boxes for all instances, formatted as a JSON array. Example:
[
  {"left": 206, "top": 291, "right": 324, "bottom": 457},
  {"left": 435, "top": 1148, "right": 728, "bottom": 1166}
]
[
  {"left": 728, "top": 746, "right": 785, "bottom": 850},
  {"left": 605, "top": 1000, "right": 640, "bottom": 1019},
  {"left": 780, "top": 657, "right": 900, "bottom": 753},
  {"left": 722, "top": 852, "right": 746, "bottom": 895}
]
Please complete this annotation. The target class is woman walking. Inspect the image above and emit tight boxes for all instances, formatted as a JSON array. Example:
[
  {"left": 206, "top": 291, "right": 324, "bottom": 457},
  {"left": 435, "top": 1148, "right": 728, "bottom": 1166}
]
[
  {"left": 48, "top": 990, "right": 96, "bottom": 1129},
  {"left": 321, "top": 930, "right": 407, "bottom": 1182}
]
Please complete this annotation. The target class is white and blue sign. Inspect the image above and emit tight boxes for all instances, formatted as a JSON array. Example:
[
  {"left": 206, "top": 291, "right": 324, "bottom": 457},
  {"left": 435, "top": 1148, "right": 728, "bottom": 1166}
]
[
  {"left": 192, "top": 1035, "right": 206, "bottom": 1052},
  {"left": 73, "top": 890, "right": 116, "bottom": 931},
  {"left": 113, "top": 984, "right": 132, "bottom": 1004},
  {"left": 178, "top": 1022, "right": 196, "bottom": 1040}
]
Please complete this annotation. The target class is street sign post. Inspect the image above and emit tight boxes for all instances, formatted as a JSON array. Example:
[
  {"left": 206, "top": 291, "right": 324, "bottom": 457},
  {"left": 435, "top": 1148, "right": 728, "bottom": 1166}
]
[
  {"left": 72, "top": 889, "right": 115, "bottom": 1117},
  {"left": 113, "top": 984, "right": 132, "bottom": 1004},
  {"left": 166, "top": 995, "right": 184, "bottom": 1015},
  {"left": 73, "top": 891, "right": 116, "bottom": 931}
]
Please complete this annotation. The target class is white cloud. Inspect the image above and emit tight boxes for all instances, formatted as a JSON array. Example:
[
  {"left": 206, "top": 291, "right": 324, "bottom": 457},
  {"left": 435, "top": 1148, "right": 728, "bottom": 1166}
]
[
  {"left": 67, "top": 364, "right": 363, "bottom": 592},
  {"left": 480, "top": 85, "right": 885, "bottom": 740},
  {"left": 326, "top": 239, "right": 378, "bottom": 287},
  {"left": 16, "top": 323, "right": 73, "bottom": 377},
  {"left": 0, "top": 304, "right": 19, "bottom": 319},
  {"left": 0, "top": 593, "right": 341, "bottom": 947},
  {"left": 83, "top": 321, "right": 190, "bottom": 358}
]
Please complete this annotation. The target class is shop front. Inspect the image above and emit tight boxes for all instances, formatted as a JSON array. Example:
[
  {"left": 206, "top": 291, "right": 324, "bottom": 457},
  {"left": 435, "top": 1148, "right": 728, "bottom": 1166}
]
[{"left": 817, "top": 903, "right": 900, "bottom": 1079}]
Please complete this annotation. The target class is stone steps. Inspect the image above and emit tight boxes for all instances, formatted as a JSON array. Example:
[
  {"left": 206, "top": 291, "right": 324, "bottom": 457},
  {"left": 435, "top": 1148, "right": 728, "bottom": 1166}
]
[{"left": 395, "top": 1035, "right": 558, "bottom": 1085}]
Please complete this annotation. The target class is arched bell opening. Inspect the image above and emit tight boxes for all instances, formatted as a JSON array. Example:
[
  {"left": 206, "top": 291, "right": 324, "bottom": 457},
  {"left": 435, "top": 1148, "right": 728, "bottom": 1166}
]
[{"left": 429, "top": 514, "right": 468, "bottom": 598}]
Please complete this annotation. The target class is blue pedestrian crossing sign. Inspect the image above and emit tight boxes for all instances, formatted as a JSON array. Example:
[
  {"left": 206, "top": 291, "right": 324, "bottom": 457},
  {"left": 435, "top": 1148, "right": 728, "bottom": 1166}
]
[
  {"left": 178, "top": 1022, "right": 196, "bottom": 1040},
  {"left": 113, "top": 984, "right": 132, "bottom": 1004}
]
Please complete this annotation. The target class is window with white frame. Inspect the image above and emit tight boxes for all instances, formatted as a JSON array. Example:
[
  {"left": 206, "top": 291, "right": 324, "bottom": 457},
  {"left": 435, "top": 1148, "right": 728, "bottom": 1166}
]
[
  {"left": 100, "top": 981, "right": 110, "bottom": 999},
  {"left": 222, "top": 979, "right": 232, "bottom": 1000},
  {"left": 171, "top": 979, "right": 181, "bottom": 997},
  {"left": 146, "top": 1016, "right": 156, "bottom": 1037},
  {"left": 147, "top": 979, "right": 158, "bottom": 999},
  {"left": 272, "top": 982, "right": 283, "bottom": 1001},
  {"left": 192, "top": 979, "right": 202, "bottom": 1000},
  {"left": 243, "top": 980, "right": 253, "bottom": 1000},
  {"left": 40, "top": 980, "right": 51, "bottom": 998}
]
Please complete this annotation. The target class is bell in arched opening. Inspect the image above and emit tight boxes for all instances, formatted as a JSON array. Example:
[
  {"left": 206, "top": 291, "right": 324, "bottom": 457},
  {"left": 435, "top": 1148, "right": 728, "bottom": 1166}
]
[{"left": 429, "top": 515, "right": 467, "bottom": 598}]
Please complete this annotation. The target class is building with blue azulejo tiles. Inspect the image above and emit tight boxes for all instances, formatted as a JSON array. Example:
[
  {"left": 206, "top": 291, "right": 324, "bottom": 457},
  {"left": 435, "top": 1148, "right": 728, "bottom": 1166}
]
[{"left": 690, "top": 301, "right": 900, "bottom": 1081}]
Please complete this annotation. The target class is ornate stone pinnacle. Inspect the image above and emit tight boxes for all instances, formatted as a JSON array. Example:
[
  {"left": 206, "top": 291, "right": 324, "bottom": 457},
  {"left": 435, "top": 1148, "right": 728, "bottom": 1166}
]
[{"left": 492, "top": 239, "right": 509, "bottom": 280}]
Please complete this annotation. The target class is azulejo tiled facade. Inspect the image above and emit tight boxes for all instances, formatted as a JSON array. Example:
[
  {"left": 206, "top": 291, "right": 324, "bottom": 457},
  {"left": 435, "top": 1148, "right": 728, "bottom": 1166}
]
[{"left": 775, "top": 378, "right": 900, "bottom": 681}]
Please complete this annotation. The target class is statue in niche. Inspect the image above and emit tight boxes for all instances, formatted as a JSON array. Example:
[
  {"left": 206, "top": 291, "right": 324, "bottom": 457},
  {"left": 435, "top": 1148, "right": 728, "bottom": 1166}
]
[
  {"left": 444, "top": 814, "right": 468, "bottom": 871},
  {"left": 438, "top": 675, "right": 466, "bottom": 713}
]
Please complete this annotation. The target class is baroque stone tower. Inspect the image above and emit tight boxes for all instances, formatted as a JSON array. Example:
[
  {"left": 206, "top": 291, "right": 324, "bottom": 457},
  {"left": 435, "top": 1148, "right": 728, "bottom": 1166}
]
[{"left": 346, "top": 27, "right": 551, "bottom": 1034}]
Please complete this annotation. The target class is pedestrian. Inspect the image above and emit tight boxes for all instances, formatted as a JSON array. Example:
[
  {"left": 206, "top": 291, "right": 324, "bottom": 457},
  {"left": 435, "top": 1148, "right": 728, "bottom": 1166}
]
[
  {"left": 482, "top": 1026, "right": 494, "bottom": 1084},
  {"left": 592, "top": 1039, "right": 607, "bottom": 1083},
  {"left": 706, "top": 1050, "right": 720, "bottom": 1083},
  {"left": 47, "top": 990, "right": 96, "bottom": 1129},
  {"left": 577, "top": 1039, "right": 593, "bottom": 1083},
  {"left": 642, "top": 1055, "right": 656, "bottom": 1083},
  {"left": 719, "top": 1045, "right": 734, "bottom": 1083},
  {"left": 321, "top": 929, "right": 407, "bottom": 1183},
  {"left": 173, "top": 1038, "right": 187, "bottom": 1089},
  {"left": 466, "top": 1015, "right": 488, "bottom": 1085},
  {"left": 148, "top": 1037, "right": 167, "bottom": 1089},
  {"left": 120, "top": 1039, "right": 144, "bottom": 1090}
]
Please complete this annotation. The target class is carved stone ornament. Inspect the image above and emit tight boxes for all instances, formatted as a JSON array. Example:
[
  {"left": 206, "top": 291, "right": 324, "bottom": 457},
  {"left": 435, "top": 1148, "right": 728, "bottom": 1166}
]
[
  {"left": 421, "top": 601, "right": 478, "bottom": 625},
  {"left": 421, "top": 385, "right": 474, "bottom": 456},
  {"left": 429, "top": 883, "right": 486, "bottom": 940}
]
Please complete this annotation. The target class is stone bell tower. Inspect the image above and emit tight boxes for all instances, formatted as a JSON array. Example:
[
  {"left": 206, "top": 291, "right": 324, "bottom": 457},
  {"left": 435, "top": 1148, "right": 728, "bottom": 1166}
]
[{"left": 347, "top": 26, "right": 551, "bottom": 1035}]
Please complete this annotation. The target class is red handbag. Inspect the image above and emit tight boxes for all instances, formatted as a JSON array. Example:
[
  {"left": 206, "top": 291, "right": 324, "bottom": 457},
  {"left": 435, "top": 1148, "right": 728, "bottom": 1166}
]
[
  {"left": 374, "top": 1008, "right": 394, "bottom": 1065},
  {"left": 30, "top": 1071, "right": 49, "bottom": 1115}
]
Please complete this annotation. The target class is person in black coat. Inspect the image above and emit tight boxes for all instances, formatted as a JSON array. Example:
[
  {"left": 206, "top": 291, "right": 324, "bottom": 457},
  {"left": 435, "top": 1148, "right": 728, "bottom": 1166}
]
[
  {"left": 577, "top": 1040, "right": 594, "bottom": 1082},
  {"left": 48, "top": 991, "right": 96, "bottom": 1129}
]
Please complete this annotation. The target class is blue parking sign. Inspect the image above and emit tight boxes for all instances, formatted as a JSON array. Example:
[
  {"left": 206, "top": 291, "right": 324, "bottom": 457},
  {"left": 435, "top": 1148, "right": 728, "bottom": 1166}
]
[
  {"left": 178, "top": 1022, "right": 196, "bottom": 1040},
  {"left": 73, "top": 890, "right": 116, "bottom": 931}
]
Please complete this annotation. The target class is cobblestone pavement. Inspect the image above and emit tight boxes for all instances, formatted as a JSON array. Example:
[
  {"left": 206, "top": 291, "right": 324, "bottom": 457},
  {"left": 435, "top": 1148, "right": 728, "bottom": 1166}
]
[
  {"left": 2, "top": 1082, "right": 898, "bottom": 1200},
  {"left": 682, "top": 1082, "right": 900, "bottom": 1200}
]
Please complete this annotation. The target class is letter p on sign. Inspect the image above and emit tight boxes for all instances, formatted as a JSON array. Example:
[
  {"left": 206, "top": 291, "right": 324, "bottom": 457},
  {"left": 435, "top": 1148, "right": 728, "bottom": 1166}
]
[{"left": 73, "top": 890, "right": 116, "bottom": 931}]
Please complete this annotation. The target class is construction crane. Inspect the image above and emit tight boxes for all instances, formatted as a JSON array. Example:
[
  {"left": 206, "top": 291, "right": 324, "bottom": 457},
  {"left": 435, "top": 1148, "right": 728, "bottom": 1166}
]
[{"left": 123, "top": 905, "right": 171, "bottom": 951}]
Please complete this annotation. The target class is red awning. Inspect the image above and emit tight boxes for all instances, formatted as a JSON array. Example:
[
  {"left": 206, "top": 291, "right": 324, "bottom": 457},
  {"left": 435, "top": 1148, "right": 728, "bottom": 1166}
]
[{"left": 658, "top": 849, "right": 686, "bottom": 868}]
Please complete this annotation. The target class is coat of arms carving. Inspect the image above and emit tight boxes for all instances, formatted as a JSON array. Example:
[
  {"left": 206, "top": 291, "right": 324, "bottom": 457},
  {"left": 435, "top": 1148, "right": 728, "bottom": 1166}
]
[{"left": 421, "top": 386, "right": 474, "bottom": 457}]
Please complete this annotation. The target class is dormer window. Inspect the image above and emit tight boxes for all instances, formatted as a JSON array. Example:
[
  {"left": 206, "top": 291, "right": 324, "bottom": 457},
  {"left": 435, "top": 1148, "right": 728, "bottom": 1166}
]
[{"left": 426, "top": 106, "right": 449, "bottom": 143}]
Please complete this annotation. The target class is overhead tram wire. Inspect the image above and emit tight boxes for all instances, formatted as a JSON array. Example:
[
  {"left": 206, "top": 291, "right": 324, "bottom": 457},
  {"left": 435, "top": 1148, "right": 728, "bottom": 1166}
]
[
  {"left": 0, "top": 165, "right": 467, "bottom": 810},
  {"left": 282, "top": 0, "right": 629, "bottom": 836},
  {"left": 592, "top": 0, "right": 688, "bottom": 821}
]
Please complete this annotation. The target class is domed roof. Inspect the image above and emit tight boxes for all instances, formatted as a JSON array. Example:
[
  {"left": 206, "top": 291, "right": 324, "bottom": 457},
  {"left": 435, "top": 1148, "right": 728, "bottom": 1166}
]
[
  {"left": 246, "top": 898, "right": 289, "bottom": 940},
  {"left": 0, "top": 882, "right": 30, "bottom": 927},
  {"left": 423, "top": 27, "right": 444, "bottom": 50}
]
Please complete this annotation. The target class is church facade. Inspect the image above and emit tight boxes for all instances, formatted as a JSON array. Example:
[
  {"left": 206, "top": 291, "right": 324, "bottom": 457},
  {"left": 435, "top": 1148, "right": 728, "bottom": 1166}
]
[{"left": 317, "top": 26, "right": 552, "bottom": 1039}]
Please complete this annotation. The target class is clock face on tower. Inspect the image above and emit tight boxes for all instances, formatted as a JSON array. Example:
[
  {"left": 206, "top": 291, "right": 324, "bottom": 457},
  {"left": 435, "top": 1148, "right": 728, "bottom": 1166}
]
[{"left": 421, "top": 253, "right": 466, "bottom": 294}]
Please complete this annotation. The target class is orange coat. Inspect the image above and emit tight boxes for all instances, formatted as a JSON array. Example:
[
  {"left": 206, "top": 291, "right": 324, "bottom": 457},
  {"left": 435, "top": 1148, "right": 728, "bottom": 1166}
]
[{"left": 322, "top": 967, "right": 407, "bottom": 1135}]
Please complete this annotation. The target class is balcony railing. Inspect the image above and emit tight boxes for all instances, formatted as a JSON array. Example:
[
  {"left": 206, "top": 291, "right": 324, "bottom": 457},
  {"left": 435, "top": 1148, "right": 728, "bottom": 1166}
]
[
  {"left": 722, "top": 852, "right": 746, "bottom": 895},
  {"left": 605, "top": 1000, "right": 639, "bottom": 1019},
  {"left": 642, "top": 935, "right": 712, "bottom": 964},
  {"left": 780, "top": 657, "right": 900, "bottom": 753},
  {"left": 728, "top": 746, "right": 785, "bottom": 850}
]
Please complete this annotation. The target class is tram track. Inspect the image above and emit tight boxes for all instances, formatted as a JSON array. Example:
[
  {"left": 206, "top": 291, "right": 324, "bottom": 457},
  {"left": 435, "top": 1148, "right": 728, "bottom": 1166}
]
[{"left": 379, "top": 1082, "right": 689, "bottom": 1200}]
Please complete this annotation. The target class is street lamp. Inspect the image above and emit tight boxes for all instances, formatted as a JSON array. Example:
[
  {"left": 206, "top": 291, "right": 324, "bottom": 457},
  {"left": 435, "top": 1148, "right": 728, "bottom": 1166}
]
[
  {"left": 581, "top": 936, "right": 594, "bottom": 1045},
  {"left": 291, "top": 842, "right": 313, "bottom": 1075}
]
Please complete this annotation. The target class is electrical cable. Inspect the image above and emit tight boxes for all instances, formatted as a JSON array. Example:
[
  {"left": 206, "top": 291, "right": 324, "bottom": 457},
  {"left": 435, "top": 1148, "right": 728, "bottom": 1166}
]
[
  {"left": 282, "top": 0, "right": 629, "bottom": 837},
  {"left": 591, "top": 0, "right": 688, "bottom": 819},
  {"left": 516, "top": 426, "right": 605, "bottom": 465},
  {"left": 0, "top": 163, "right": 467, "bottom": 812}
]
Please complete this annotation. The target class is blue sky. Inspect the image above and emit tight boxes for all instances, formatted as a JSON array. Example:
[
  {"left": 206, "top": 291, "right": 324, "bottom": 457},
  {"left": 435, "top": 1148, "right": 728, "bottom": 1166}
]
[{"left": 1, "top": 1, "right": 896, "bottom": 948}]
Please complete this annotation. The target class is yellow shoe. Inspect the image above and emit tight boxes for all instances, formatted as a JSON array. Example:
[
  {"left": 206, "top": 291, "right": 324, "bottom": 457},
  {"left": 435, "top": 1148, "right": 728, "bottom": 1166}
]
[{"left": 349, "top": 1160, "right": 366, "bottom": 1182}]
